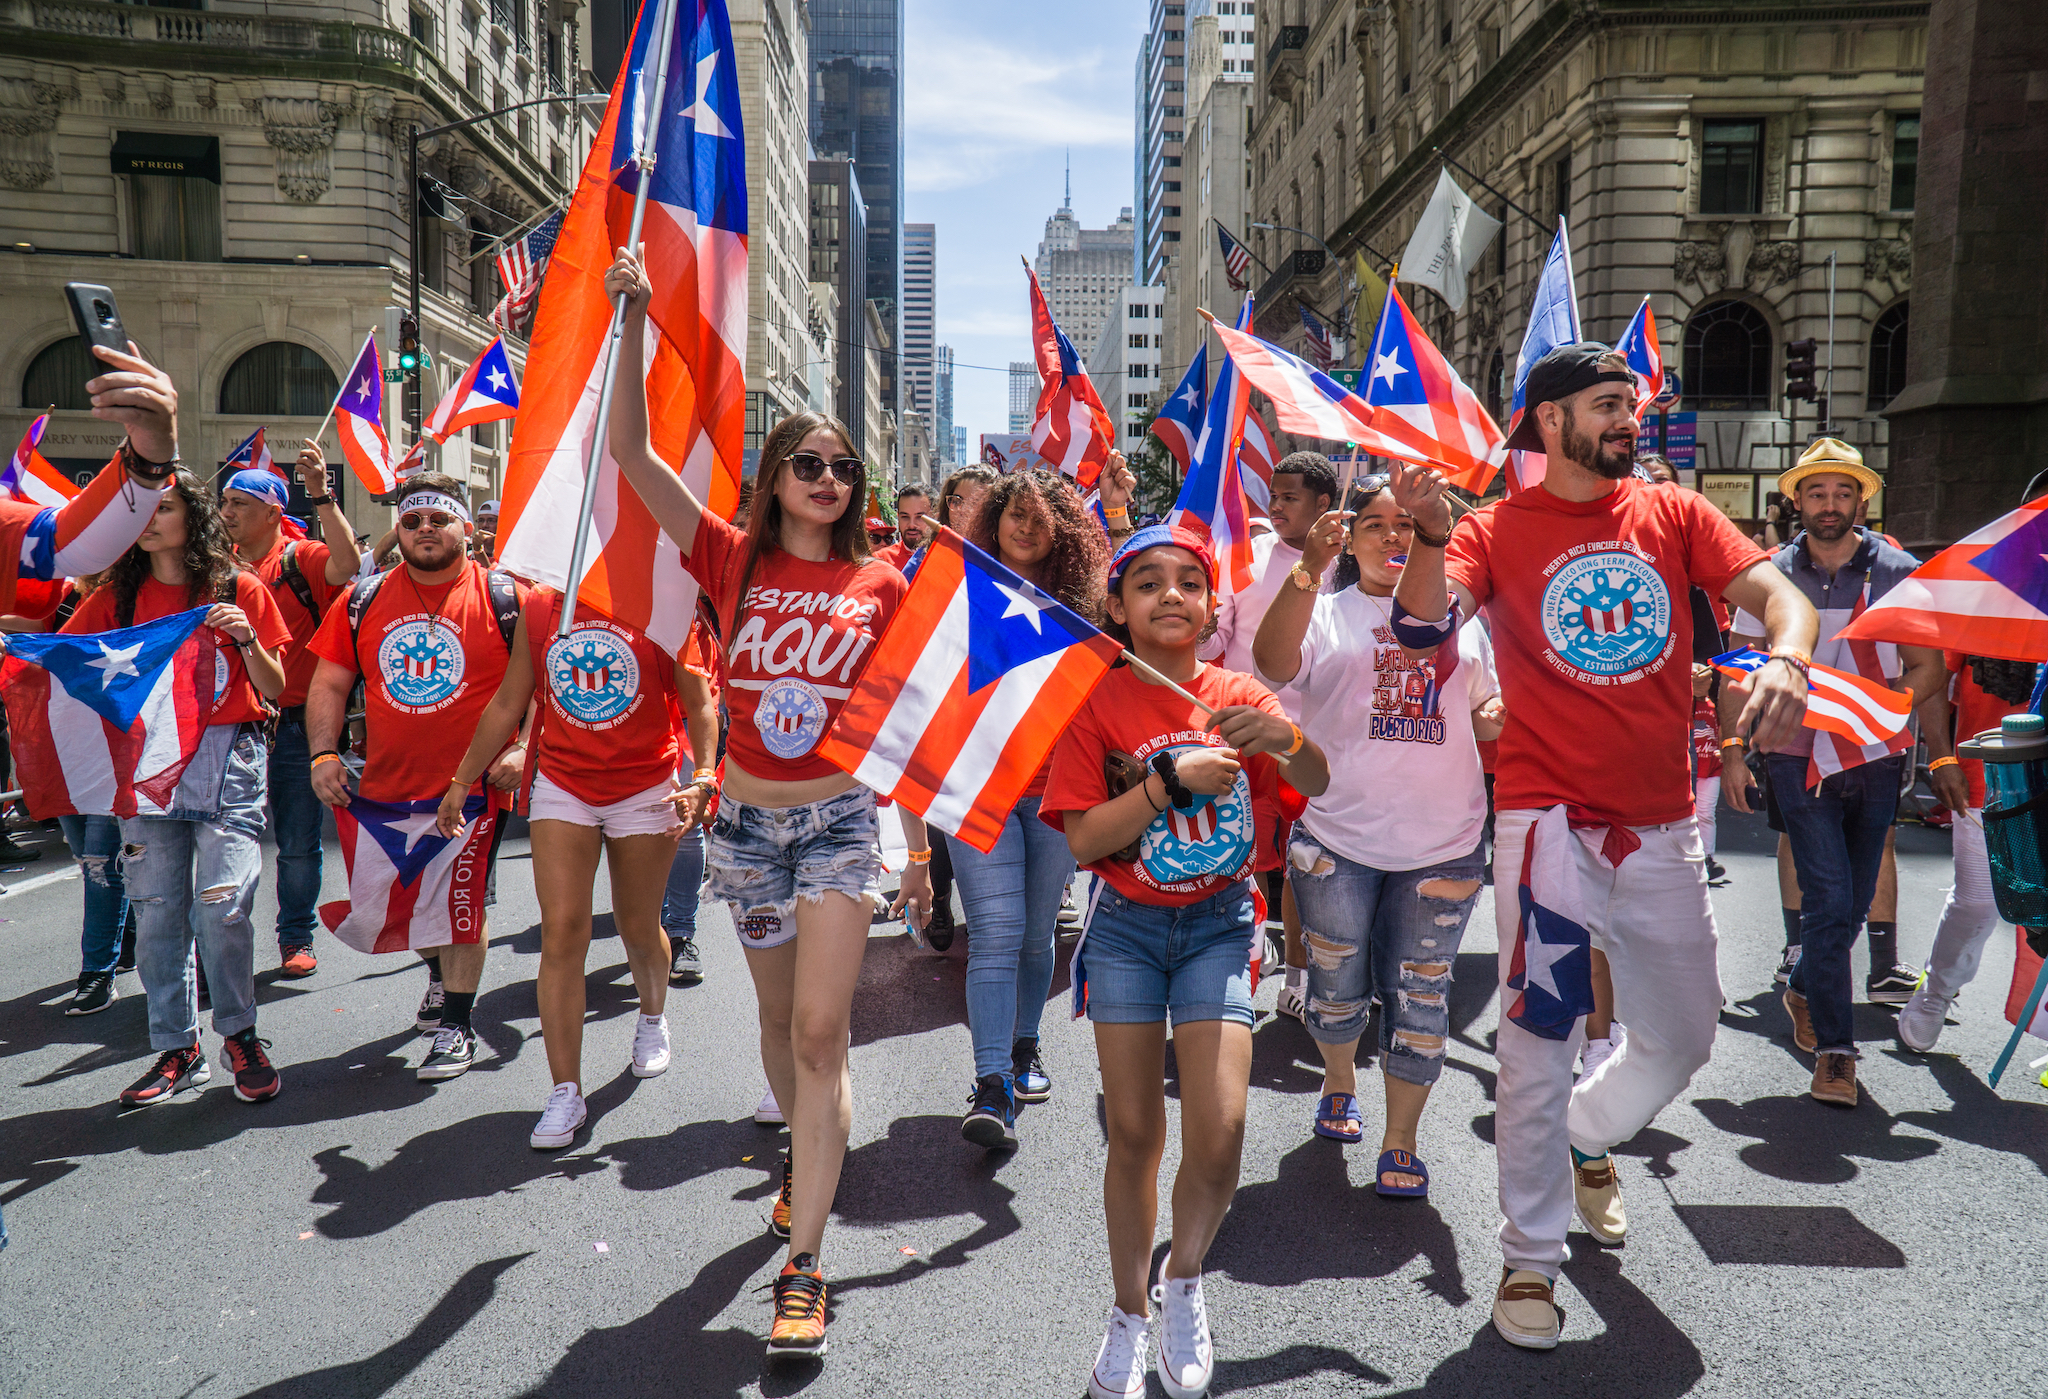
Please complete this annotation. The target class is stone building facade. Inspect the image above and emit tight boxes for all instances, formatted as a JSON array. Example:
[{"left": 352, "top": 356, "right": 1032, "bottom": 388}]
[
  {"left": 1034, "top": 202, "right": 1137, "bottom": 365},
  {"left": 1162, "top": 3, "right": 1256, "bottom": 413}
]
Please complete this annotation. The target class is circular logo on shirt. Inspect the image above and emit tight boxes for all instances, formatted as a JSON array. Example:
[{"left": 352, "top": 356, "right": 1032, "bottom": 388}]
[
  {"left": 544, "top": 625, "right": 642, "bottom": 727},
  {"left": 213, "top": 648, "right": 230, "bottom": 703},
  {"left": 755, "top": 677, "right": 829, "bottom": 759},
  {"left": 1540, "top": 550, "right": 1672, "bottom": 680},
  {"left": 376, "top": 619, "right": 466, "bottom": 711},
  {"left": 1138, "top": 743, "right": 1255, "bottom": 889}
]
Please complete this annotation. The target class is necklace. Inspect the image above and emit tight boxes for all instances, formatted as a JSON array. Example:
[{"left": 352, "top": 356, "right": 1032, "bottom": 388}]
[{"left": 405, "top": 562, "right": 466, "bottom": 632}]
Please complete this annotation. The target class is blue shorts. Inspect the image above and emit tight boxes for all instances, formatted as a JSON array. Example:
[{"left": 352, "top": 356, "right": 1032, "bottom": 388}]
[
  {"left": 1076, "top": 882, "right": 1258, "bottom": 1028},
  {"left": 706, "top": 786, "right": 883, "bottom": 948}
]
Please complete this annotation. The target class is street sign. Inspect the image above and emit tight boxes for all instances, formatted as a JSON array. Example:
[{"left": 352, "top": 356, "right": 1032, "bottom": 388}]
[
  {"left": 382, "top": 369, "right": 406, "bottom": 382},
  {"left": 1661, "top": 410, "right": 1697, "bottom": 472},
  {"left": 1328, "top": 368, "right": 1362, "bottom": 391},
  {"left": 1651, "top": 370, "right": 1682, "bottom": 413}
]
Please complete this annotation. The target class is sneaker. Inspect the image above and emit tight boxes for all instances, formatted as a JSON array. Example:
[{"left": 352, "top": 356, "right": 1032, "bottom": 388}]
[
  {"left": 1057, "top": 891, "right": 1083, "bottom": 928},
  {"left": 0, "top": 835, "right": 41, "bottom": 862},
  {"left": 754, "top": 1087, "right": 785, "bottom": 1125},
  {"left": 278, "top": 945, "right": 317, "bottom": 978},
  {"left": 1866, "top": 963, "right": 1920, "bottom": 1006},
  {"left": 116, "top": 917, "right": 138, "bottom": 973},
  {"left": 1705, "top": 855, "right": 1728, "bottom": 885},
  {"left": 1088, "top": 1306, "right": 1150, "bottom": 1399},
  {"left": 1578, "top": 1022, "right": 1625, "bottom": 1079},
  {"left": 669, "top": 937, "right": 703, "bottom": 985},
  {"left": 925, "top": 901, "right": 957, "bottom": 953},
  {"left": 221, "top": 1028, "right": 281, "bottom": 1103},
  {"left": 766, "top": 1254, "right": 828, "bottom": 1358},
  {"left": 119, "top": 1046, "right": 209, "bottom": 1106},
  {"left": 416, "top": 1025, "right": 476, "bottom": 1081},
  {"left": 1572, "top": 1151, "right": 1626, "bottom": 1245},
  {"left": 1783, "top": 987, "right": 1817, "bottom": 1053},
  {"left": 1276, "top": 968, "right": 1305, "bottom": 1023},
  {"left": 530, "top": 1082, "right": 586, "bottom": 1149},
  {"left": 631, "top": 1014, "right": 671, "bottom": 1078},
  {"left": 1774, "top": 944, "right": 1802, "bottom": 988},
  {"left": 1898, "top": 982, "right": 1955, "bottom": 1053},
  {"left": 960, "top": 1073, "right": 1017, "bottom": 1150},
  {"left": 65, "top": 971, "right": 118, "bottom": 1016},
  {"left": 1152, "top": 1273, "right": 1215, "bottom": 1399},
  {"left": 1012, "top": 1036, "right": 1051, "bottom": 1103},
  {"left": 1812, "top": 1050, "right": 1859, "bottom": 1107},
  {"left": 770, "top": 1153, "right": 794, "bottom": 1237},
  {"left": 1493, "top": 1267, "right": 1564, "bottom": 1350},
  {"left": 416, "top": 980, "right": 446, "bottom": 1032}
]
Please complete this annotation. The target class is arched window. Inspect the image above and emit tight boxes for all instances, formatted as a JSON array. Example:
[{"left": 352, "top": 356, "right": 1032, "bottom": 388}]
[
  {"left": 1868, "top": 301, "right": 1910, "bottom": 410},
  {"left": 1485, "top": 347, "right": 1505, "bottom": 423},
  {"left": 219, "top": 342, "right": 339, "bottom": 418},
  {"left": 1683, "top": 300, "right": 1772, "bottom": 411},
  {"left": 21, "top": 336, "right": 97, "bottom": 411}
]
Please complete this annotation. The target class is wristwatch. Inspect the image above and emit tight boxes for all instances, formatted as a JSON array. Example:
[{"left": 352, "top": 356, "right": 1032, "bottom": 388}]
[
  {"left": 307, "top": 494, "right": 335, "bottom": 506},
  {"left": 1288, "top": 562, "right": 1321, "bottom": 592}
]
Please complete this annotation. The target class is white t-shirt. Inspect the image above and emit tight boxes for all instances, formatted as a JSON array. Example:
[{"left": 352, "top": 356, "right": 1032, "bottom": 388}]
[
  {"left": 1202, "top": 531, "right": 1309, "bottom": 719},
  {"left": 1266, "top": 587, "right": 1499, "bottom": 871}
]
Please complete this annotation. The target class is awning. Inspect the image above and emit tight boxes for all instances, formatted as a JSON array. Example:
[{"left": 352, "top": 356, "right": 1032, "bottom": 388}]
[{"left": 110, "top": 131, "right": 220, "bottom": 184}]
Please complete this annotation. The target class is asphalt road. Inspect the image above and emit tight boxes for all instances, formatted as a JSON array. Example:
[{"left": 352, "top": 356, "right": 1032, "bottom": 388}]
[{"left": 2, "top": 806, "right": 2045, "bottom": 1398}]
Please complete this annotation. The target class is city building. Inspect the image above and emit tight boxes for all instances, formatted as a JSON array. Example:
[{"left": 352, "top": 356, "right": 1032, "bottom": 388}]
[
  {"left": 1246, "top": 0, "right": 1927, "bottom": 535},
  {"left": 1132, "top": 33, "right": 1151, "bottom": 285},
  {"left": 809, "top": 0, "right": 902, "bottom": 414},
  {"left": 951, "top": 423, "right": 968, "bottom": 465},
  {"left": 1034, "top": 200, "right": 1137, "bottom": 363},
  {"left": 803, "top": 279, "right": 839, "bottom": 417},
  {"left": 1163, "top": 1, "right": 1256, "bottom": 414},
  {"left": 1140, "top": 0, "right": 1261, "bottom": 287},
  {"left": 933, "top": 343, "right": 955, "bottom": 466},
  {"left": 1008, "top": 360, "right": 1036, "bottom": 433},
  {"left": 899, "top": 408, "right": 934, "bottom": 489},
  {"left": 1086, "top": 283, "right": 1168, "bottom": 453},
  {"left": 902, "top": 221, "right": 934, "bottom": 414},
  {"left": 863, "top": 298, "right": 892, "bottom": 471},
  {"left": 734, "top": 0, "right": 814, "bottom": 472},
  {"left": 809, "top": 154, "right": 870, "bottom": 453}
]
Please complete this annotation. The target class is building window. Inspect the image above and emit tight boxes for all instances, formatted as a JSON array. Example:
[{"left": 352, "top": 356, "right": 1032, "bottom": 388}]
[
  {"left": 22, "top": 337, "right": 97, "bottom": 411},
  {"left": 1700, "top": 120, "right": 1764, "bottom": 215},
  {"left": 112, "top": 132, "right": 223, "bottom": 262},
  {"left": 1890, "top": 114, "right": 1919, "bottom": 212},
  {"left": 1868, "top": 301, "right": 1910, "bottom": 409},
  {"left": 1129, "top": 394, "right": 1148, "bottom": 408},
  {"left": 219, "top": 343, "right": 340, "bottom": 418},
  {"left": 1485, "top": 347, "right": 1505, "bottom": 423},
  {"left": 1683, "top": 300, "right": 1773, "bottom": 411},
  {"left": 409, "top": 6, "right": 433, "bottom": 47}
]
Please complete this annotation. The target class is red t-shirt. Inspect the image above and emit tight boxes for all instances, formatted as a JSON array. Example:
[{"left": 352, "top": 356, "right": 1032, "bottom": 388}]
[
  {"left": 1945, "top": 651, "right": 2027, "bottom": 809},
  {"left": 65, "top": 571, "right": 290, "bottom": 726},
  {"left": 308, "top": 562, "right": 524, "bottom": 802},
  {"left": 1444, "top": 479, "right": 1767, "bottom": 825},
  {"left": 526, "top": 589, "right": 681, "bottom": 805},
  {"left": 875, "top": 540, "right": 917, "bottom": 573},
  {"left": 247, "top": 536, "right": 341, "bottom": 708},
  {"left": 9, "top": 578, "right": 67, "bottom": 623},
  {"left": 1041, "top": 664, "right": 1303, "bottom": 906},
  {"left": 680, "top": 513, "right": 907, "bottom": 782}
]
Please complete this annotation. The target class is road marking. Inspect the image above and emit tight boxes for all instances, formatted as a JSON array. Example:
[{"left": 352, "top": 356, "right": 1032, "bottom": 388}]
[{"left": 0, "top": 866, "right": 77, "bottom": 897}]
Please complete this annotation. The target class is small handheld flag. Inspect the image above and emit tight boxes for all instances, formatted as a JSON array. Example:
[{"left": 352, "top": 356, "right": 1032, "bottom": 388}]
[
  {"left": 1502, "top": 219, "right": 1580, "bottom": 493},
  {"left": 4, "top": 414, "right": 81, "bottom": 508},
  {"left": 1711, "top": 645, "right": 1911, "bottom": 755},
  {"left": 1025, "top": 260, "right": 1115, "bottom": 491},
  {"left": 224, "top": 426, "right": 285, "bottom": 483},
  {"left": 1151, "top": 342, "right": 1207, "bottom": 476},
  {"left": 1613, "top": 297, "right": 1663, "bottom": 423},
  {"left": 327, "top": 334, "right": 398, "bottom": 497},
  {"left": 426, "top": 336, "right": 521, "bottom": 442},
  {"left": 1837, "top": 494, "right": 2048, "bottom": 663}
]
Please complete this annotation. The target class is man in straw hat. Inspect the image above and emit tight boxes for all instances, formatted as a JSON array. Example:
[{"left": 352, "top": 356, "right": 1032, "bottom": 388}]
[{"left": 1721, "top": 437, "right": 1946, "bottom": 1108}]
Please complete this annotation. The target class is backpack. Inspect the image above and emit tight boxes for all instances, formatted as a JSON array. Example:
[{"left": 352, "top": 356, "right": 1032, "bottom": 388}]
[
  {"left": 276, "top": 540, "right": 323, "bottom": 622},
  {"left": 345, "top": 564, "right": 520, "bottom": 666}
]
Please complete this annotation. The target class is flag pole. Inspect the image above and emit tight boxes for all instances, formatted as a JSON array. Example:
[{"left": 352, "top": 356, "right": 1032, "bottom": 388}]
[
  {"left": 1989, "top": 952, "right": 2048, "bottom": 1089},
  {"left": 1118, "top": 649, "right": 1299, "bottom": 769},
  {"left": 312, "top": 330, "right": 376, "bottom": 447},
  {"left": 558, "top": 0, "right": 684, "bottom": 640}
]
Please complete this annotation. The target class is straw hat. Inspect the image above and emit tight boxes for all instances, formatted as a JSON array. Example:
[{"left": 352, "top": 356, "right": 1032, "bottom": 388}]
[{"left": 1779, "top": 437, "right": 1882, "bottom": 501}]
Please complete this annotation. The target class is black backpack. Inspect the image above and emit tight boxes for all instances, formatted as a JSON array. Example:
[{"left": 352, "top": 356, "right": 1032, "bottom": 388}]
[{"left": 275, "top": 540, "right": 324, "bottom": 622}]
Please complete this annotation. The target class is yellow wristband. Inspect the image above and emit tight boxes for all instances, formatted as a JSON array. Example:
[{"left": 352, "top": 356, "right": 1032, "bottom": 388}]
[
  {"left": 692, "top": 767, "right": 718, "bottom": 780},
  {"left": 906, "top": 848, "right": 932, "bottom": 865},
  {"left": 1282, "top": 723, "right": 1305, "bottom": 757},
  {"left": 1929, "top": 755, "right": 1960, "bottom": 772}
]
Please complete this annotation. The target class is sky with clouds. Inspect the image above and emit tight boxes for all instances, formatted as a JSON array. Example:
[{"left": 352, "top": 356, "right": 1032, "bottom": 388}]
[{"left": 903, "top": 0, "right": 1146, "bottom": 446}]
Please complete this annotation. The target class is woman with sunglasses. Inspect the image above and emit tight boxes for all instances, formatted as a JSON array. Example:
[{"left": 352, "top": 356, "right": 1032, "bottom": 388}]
[
  {"left": 603, "top": 248, "right": 925, "bottom": 1362},
  {"left": 1250, "top": 477, "right": 1502, "bottom": 1196}
]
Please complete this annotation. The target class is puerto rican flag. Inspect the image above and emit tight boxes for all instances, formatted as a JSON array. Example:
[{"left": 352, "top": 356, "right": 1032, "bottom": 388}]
[
  {"left": 499, "top": 0, "right": 747, "bottom": 657},
  {"left": 1357, "top": 281, "right": 1503, "bottom": 495},
  {"left": 1152, "top": 342, "right": 1206, "bottom": 477},
  {"left": 1500, "top": 219, "right": 1581, "bottom": 494},
  {"left": 224, "top": 426, "right": 285, "bottom": 482},
  {"left": 1837, "top": 493, "right": 2048, "bottom": 665},
  {"left": 1507, "top": 806, "right": 1600, "bottom": 1041},
  {"left": 1711, "top": 644, "right": 1912, "bottom": 786},
  {"left": 0, "top": 607, "right": 215, "bottom": 819},
  {"left": 426, "top": 336, "right": 521, "bottom": 443},
  {"left": 321, "top": 793, "right": 500, "bottom": 952},
  {"left": 1169, "top": 803, "right": 1218, "bottom": 845},
  {"left": 1584, "top": 599, "right": 1635, "bottom": 634},
  {"left": 1613, "top": 296, "right": 1663, "bottom": 423},
  {"left": 819, "top": 528, "right": 1122, "bottom": 853},
  {"left": 1169, "top": 297, "right": 1261, "bottom": 595},
  {"left": 1026, "top": 262, "right": 1115, "bottom": 492},
  {"left": 331, "top": 333, "right": 398, "bottom": 496},
  {"left": 3, "top": 414, "right": 80, "bottom": 509}
]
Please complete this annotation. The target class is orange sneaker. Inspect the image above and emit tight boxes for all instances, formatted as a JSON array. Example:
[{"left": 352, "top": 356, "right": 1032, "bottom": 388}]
[
  {"left": 767, "top": 1254, "right": 827, "bottom": 1358},
  {"left": 770, "top": 1153, "right": 793, "bottom": 1238},
  {"left": 279, "top": 946, "right": 317, "bottom": 979}
]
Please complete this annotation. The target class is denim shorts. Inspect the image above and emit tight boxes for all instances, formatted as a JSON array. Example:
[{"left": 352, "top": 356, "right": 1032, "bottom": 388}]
[
  {"left": 1076, "top": 881, "right": 1258, "bottom": 1028},
  {"left": 706, "top": 786, "right": 883, "bottom": 948}
]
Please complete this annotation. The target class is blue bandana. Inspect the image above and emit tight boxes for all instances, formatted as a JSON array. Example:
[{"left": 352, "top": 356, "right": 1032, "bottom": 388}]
[{"left": 224, "top": 469, "right": 289, "bottom": 508}]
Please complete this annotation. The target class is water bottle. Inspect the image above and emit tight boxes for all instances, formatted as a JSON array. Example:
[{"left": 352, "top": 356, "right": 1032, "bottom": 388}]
[{"left": 1962, "top": 712, "right": 2048, "bottom": 927}]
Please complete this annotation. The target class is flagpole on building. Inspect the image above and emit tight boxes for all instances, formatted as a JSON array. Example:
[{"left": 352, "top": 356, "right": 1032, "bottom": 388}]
[
  {"left": 558, "top": 0, "right": 684, "bottom": 639},
  {"left": 1430, "top": 146, "right": 1549, "bottom": 233}
]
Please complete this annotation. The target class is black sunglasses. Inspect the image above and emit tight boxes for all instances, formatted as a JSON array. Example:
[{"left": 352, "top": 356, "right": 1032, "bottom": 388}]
[{"left": 787, "top": 451, "right": 865, "bottom": 486}]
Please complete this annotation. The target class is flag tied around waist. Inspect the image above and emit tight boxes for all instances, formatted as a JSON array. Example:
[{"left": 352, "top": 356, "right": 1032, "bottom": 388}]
[
  {"left": 0, "top": 607, "right": 216, "bottom": 819},
  {"left": 321, "top": 792, "right": 501, "bottom": 953},
  {"left": 819, "top": 528, "right": 1122, "bottom": 853},
  {"left": 1507, "top": 806, "right": 1604, "bottom": 1040},
  {"left": 1711, "top": 646, "right": 1912, "bottom": 785},
  {"left": 5, "top": 414, "right": 81, "bottom": 509}
]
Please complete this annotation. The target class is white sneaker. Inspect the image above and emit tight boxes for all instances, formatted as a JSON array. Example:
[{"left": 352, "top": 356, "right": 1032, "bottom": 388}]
[
  {"left": 754, "top": 1087, "right": 785, "bottom": 1125},
  {"left": 1087, "top": 1305, "right": 1150, "bottom": 1399},
  {"left": 1276, "top": 967, "right": 1305, "bottom": 1023},
  {"left": 631, "top": 1014, "right": 671, "bottom": 1077},
  {"left": 1579, "top": 1021, "right": 1626, "bottom": 1079},
  {"left": 1898, "top": 982, "right": 1954, "bottom": 1053},
  {"left": 1152, "top": 1274, "right": 1214, "bottom": 1399},
  {"left": 530, "top": 1082, "right": 586, "bottom": 1150}
]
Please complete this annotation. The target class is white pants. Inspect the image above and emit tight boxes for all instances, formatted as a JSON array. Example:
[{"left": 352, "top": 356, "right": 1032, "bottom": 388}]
[
  {"left": 1694, "top": 775, "right": 1721, "bottom": 856},
  {"left": 1493, "top": 810, "right": 1723, "bottom": 1277},
  {"left": 1923, "top": 810, "right": 2002, "bottom": 999}
]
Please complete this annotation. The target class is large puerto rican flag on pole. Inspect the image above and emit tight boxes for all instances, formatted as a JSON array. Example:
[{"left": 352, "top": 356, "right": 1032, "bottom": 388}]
[
  {"left": 1501, "top": 219, "right": 1580, "bottom": 494},
  {"left": 1358, "top": 280, "right": 1503, "bottom": 494},
  {"left": 321, "top": 793, "right": 501, "bottom": 952},
  {"left": 426, "top": 336, "right": 521, "bottom": 443},
  {"left": 4, "top": 414, "right": 81, "bottom": 508},
  {"left": 1168, "top": 297, "right": 1260, "bottom": 594},
  {"left": 332, "top": 334, "right": 399, "bottom": 496},
  {"left": 819, "top": 528, "right": 1122, "bottom": 853},
  {"left": 1837, "top": 493, "right": 2048, "bottom": 664},
  {"left": 498, "top": 0, "right": 747, "bottom": 656},
  {"left": 1026, "top": 262, "right": 1115, "bottom": 491},
  {"left": 0, "top": 608, "right": 216, "bottom": 819}
]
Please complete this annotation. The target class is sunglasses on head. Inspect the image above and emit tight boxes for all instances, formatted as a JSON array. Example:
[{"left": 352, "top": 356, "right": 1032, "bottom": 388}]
[
  {"left": 786, "top": 451, "right": 864, "bottom": 486},
  {"left": 399, "top": 511, "right": 461, "bottom": 532}
]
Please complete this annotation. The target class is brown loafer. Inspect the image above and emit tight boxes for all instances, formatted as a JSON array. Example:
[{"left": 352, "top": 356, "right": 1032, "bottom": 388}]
[
  {"left": 1811, "top": 1051, "right": 1859, "bottom": 1107},
  {"left": 1572, "top": 1152, "right": 1626, "bottom": 1245},
  {"left": 1493, "top": 1267, "right": 1564, "bottom": 1350},
  {"left": 1783, "top": 987, "right": 1817, "bottom": 1053}
]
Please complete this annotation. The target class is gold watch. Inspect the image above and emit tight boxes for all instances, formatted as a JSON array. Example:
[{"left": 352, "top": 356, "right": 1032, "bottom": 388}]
[{"left": 1288, "top": 562, "right": 1321, "bottom": 592}]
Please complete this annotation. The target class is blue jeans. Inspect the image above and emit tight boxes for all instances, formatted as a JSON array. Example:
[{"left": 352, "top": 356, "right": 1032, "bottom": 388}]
[
  {"left": 59, "top": 813, "right": 127, "bottom": 976},
  {"left": 1770, "top": 753, "right": 1902, "bottom": 1055},
  {"left": 662, "top": 826, "right": 705, "bottom": 937},
  {"left": 1287, "top": 834, "right": 1485, "bottom": 1087},
  {"left": 267, "top": 717, "right": 323, "bottom": 946},
  {"left": 706, "top": 786, "right": 882, "bottom": 940},
  {"left": 946, "top": 795, "right": 1075, "bottom": 1080},
  {"left": 1077, "top": 881, "right": 1258, "bottom": 1027}
]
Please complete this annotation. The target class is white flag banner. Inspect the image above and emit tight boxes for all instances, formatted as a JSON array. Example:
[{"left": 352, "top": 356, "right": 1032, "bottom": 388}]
[{"left": 1398, "top": 168, "right": 1503, "bottom": 313}]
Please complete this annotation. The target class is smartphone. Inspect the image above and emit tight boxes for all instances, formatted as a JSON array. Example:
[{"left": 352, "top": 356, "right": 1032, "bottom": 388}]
[{"left": 64, "top": 283, "right": 128, "bottom": 358}]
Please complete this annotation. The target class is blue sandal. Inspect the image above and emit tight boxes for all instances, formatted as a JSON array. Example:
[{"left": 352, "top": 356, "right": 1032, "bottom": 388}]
[
  {"left": 1375, "top": 1148, "right": 1430, "bottom": 1198},
  {"left": 1313, "top": 1092, "right": 1363, "bottom": 1143}
]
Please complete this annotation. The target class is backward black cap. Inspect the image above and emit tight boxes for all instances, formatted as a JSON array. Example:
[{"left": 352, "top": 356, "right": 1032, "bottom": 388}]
[{"left": 1502, "top": 342, "right": 1636, "bottom": 452}]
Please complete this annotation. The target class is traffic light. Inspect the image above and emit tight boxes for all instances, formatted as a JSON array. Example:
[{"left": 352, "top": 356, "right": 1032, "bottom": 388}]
[
  {"left": 1784, "top": 338, "right": 1818, "bottom": 402},
  {"left": 398, "top": 313, "right": 421, "bottom": 377}
]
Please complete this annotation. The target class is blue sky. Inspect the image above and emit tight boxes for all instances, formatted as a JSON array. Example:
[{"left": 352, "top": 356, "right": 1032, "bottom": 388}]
[{"left": 904, "top": 0, "right": 1146, "bottom": 442}]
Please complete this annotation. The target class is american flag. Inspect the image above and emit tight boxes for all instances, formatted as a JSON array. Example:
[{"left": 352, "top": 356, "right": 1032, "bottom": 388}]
[
  {"left": 1711, "top": 645, "right": 1911, "bottom": 787},
  {"left": 1299, "top": 305, "right": 1334, "bottom": 370},
  {"left": 490, "top": 209, "right": 565, "bottom": 337},
  {"left": 1218, "top": 226, "right": 1252, "bottom": 291},
  {"left": 1025, "top": 261, "right": 1115, "bottom": 491}
]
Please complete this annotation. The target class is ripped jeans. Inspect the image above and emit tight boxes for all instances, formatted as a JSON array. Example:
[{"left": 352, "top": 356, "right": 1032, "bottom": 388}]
[
  {"left": 58, "top": 814, "right": 127, "bottom": 976},
  {"left": 1287, "top": 833, "right": 1485, "bottom": 1087},
  {"left": 122, "top": 724, "right": 269, "bottom": 1051},
  {"left": 706, "top": 786, "right": 882, "bottom": 948}
]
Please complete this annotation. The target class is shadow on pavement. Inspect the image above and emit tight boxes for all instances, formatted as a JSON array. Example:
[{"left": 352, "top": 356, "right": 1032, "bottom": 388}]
[
  {"left": 1889, "top": 1048, "right": 2048, "bottom": 1178},
  {"left": 1688, "top": 1089, "right": 1941, "bottom": 1184},
  {"left": 848, "top": 934, "right": 967, "bottom": 1048},
  {"left": 824, "top": 1113, "right": 1022, "bottom": 1292},
  {"left": 1672, "top": 1204, "right": 1904, "bottom": 1267}
]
